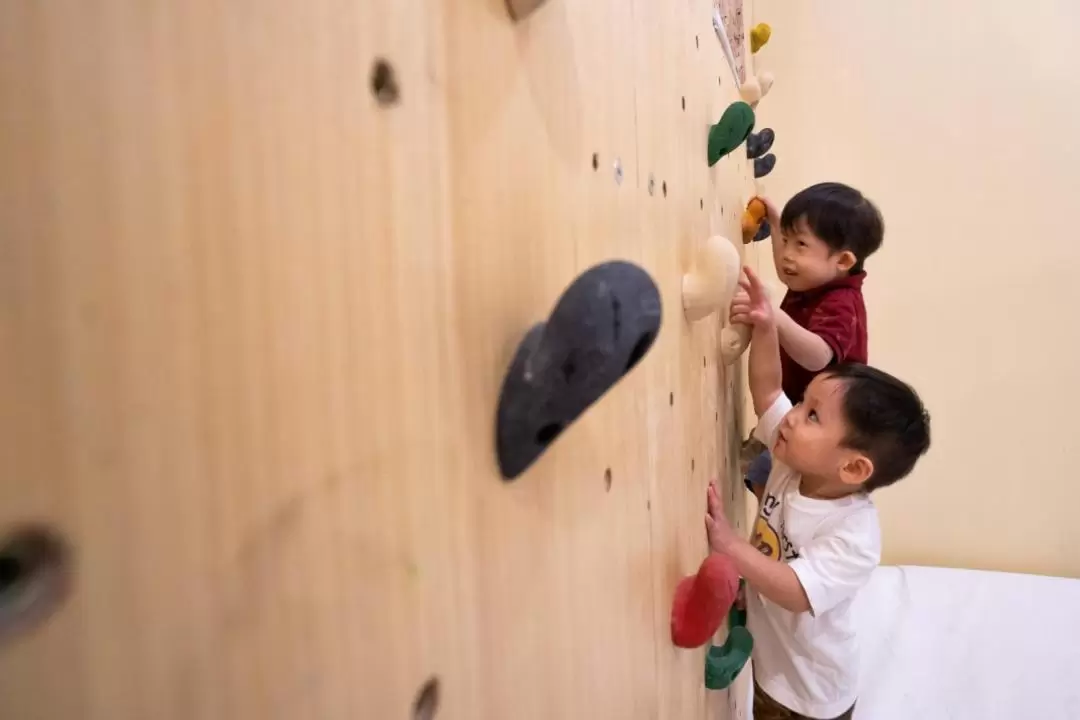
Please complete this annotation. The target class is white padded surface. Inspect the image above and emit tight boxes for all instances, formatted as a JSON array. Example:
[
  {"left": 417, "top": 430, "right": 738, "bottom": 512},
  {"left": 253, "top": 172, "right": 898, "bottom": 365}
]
[{"left": 851, "top": 565, "right": 1080, "bottom": 719}]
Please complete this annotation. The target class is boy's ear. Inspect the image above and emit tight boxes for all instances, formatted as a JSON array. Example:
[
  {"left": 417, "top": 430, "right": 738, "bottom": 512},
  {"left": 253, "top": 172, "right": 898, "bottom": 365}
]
[
  {"left": 835, "top": 250, "right": 857, "bottom": 273},
  {"left": 839, "top": 453, "right": 873, "bottom": 487}
]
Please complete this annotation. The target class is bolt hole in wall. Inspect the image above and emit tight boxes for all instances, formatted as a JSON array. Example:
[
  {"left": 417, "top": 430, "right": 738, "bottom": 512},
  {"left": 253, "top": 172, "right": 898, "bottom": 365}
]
[
  {"left": 592, "top": 152, "right": 599, "bottom": 171},
  {"left": 604, "top": 468, "right": 613, "bottom": 492},
  {"left": 662, "top": 181, "right": 668, "bottom": 198},
  {"left": 681, "top": 96, "right": 686, "bottom": 111},
  {"left": 370, "top": 58, "right": 400, "bottom": 106},
  {"left": 413, "top": 677, "right": 440, "bottom": 720},
  {"left": 0, "top": 525, "right": 72, "bottom": 647},
  {"left": 669, "top": 391, "right": 674, "bottom": 406}
]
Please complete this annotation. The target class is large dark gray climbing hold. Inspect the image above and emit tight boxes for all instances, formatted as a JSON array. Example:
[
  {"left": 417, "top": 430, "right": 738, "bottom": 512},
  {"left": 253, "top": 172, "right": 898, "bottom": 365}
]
[
  {"left": 496, "top": 261, "right": 662, "bottom": 480},
  {"left": 754, "top": 153, "right": 776, "bottom": 178},
  {"left": 506, "top": 0, "right": 548, "bottom": 21},
  {"left": 746, "top": 128, "right": 774, "bottom": 159},
  {"left": 753, "top": 219, "right": 771, "bottom": 242}
]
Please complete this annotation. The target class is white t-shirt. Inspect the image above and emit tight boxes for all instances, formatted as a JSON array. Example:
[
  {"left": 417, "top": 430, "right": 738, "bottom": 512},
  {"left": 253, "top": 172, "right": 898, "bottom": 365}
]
[{"left": 747, "top": 394, "right": 881, "bottom": 719}]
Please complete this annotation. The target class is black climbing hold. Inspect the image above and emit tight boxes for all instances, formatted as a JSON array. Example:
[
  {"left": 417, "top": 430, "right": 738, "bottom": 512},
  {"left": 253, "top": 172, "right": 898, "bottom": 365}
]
[
  {"left": 708, "top": 102, "right": 755, "bottom": 167},
  {"left": 753, "top": 153, "right": 776, "bottom": 179},
  {"left": 753, "top": 219, "right": 771, "bottom": 242},
  {"left": 495, "top": 261, "right": 663, "bottom": 480},
  {"left": 746, "top": 128, "right": 775, "bottom": 159}
]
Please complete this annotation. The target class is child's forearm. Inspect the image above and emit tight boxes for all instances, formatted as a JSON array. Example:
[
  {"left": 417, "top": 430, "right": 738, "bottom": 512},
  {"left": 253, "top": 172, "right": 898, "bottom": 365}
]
[
  {"left": 775, "top": 310, "right": 833, "bottom": 371},
  {"left": 720, "top": 539, "right": 811, "bottom": 614},
  {"left": 748, "top": 321, "right": 783, "bottom": 416}
]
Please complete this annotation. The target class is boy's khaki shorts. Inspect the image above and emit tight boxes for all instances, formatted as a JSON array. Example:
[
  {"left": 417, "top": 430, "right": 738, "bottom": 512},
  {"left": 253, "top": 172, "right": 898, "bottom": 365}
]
[{"left": 753, "top": 683, "right": 855, "bottom": 720}]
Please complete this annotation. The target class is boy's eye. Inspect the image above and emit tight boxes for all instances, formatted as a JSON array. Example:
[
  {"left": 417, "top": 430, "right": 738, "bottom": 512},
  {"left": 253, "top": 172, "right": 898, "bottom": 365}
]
[
  {"left": 808, "top": 410, "right": 819, "bottom": 422},
  {"left": 797, "top": 240, "right": 807, "bottom": 248}
]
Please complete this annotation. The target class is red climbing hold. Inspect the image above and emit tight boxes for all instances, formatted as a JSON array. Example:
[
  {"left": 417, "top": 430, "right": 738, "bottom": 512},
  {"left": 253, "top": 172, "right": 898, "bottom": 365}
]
[{"left": 670, "top": 553, "right": 739, "bottom": 648}]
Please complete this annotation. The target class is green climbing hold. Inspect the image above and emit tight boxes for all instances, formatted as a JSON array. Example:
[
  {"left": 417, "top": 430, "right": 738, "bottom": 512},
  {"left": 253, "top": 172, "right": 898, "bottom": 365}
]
[
  {"left": 728, "top": 578, "right": 748, "bottom": 628},
  {"left": 704, "top": 626, "right": 754, "bottom": 690},
  {"left": 708, "top": 102, "right": 755, "bottom": 167}
]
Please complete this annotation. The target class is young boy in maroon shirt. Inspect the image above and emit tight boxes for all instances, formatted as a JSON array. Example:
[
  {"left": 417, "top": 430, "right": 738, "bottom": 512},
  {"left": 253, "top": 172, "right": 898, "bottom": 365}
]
[{"left": 739, "top": 182, "right": 885, "bottom": 492}]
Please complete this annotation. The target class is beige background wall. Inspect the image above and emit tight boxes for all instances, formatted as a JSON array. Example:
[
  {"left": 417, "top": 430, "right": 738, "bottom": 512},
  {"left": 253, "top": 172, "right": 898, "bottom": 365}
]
[{"left": 749, "top": 0, "right": 1080, "bottom": 578}]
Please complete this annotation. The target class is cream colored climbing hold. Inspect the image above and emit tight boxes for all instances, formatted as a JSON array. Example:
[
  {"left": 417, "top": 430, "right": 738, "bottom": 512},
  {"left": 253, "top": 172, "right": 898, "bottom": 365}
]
[
  {"left": 683, "top": 235, "right": 741, "bottom": 323},
  {"left": 680, "top": 236, "right": 752, "bottom": 364},
  {"left": 758, "top": 72, "right": 775, "bottom": 98},
  {"left": 739, "top": 72, "right": 775, "bottom": 109},
  {"left": 719, "top": 324, "right": 751, "bottom": 366}
]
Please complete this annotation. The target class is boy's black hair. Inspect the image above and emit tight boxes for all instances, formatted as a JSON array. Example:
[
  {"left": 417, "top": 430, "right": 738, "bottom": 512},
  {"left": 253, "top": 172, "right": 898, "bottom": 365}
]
[
  {"left": 823, "top": 363, "right": 931, "bottom": 492},
  {"left": 780, "top": 182, "right": 884, "bottom": 274}
]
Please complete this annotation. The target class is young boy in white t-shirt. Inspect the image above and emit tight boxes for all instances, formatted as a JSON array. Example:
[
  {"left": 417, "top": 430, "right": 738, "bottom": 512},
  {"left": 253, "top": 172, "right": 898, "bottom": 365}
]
[{"left": 705, "top": 266, "right": 931, "bottom": 720}]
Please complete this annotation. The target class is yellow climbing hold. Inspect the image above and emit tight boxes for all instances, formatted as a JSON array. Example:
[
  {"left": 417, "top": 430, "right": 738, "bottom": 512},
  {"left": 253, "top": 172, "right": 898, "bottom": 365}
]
[{"left": 750, "top": 23, "right": 771, "bottom": 54}]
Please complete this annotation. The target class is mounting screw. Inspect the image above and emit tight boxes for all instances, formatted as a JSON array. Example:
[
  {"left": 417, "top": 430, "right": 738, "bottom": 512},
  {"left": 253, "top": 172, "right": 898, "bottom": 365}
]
[
  {"left": 648, "top": 173, "right": 656, "bottom": 196},
  {"left": 614, "top": 158, "right": 624, "bottom": 185}
]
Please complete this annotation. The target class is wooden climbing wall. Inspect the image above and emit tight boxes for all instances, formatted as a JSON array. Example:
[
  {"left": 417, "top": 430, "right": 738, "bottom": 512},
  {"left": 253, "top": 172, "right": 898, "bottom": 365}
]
[{"left": 0, "top": 1, "right": 758, "bottom": 719}]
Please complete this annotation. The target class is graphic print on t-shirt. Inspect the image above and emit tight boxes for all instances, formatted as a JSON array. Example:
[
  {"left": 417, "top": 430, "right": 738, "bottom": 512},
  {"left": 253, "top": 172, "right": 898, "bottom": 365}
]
[{"left": 750, "top": 491, "right": 800, "bottom": 562}]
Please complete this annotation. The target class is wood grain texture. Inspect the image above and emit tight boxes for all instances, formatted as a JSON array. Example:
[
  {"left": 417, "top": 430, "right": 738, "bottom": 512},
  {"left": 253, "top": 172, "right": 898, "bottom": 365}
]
[{"left": 0, "top": 0, "right": 755, "bottom": 718}]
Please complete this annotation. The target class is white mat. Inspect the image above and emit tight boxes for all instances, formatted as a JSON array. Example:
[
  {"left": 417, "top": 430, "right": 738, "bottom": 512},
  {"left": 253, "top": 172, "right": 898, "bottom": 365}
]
[{"left": 851, "top": 565, "right": 1080, "bottom": 719}]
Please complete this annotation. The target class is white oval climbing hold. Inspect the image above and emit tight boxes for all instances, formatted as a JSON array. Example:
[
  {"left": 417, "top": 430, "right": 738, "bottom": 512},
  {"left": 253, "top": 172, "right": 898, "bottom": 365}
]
[
  {"left": 682, "top": 235, "right": 741, "bottom": 323},
  {"left": 681, "top": 236, "right": 751, "bottom": 365},
  {"left": 739, "top": 78, "right": 762, "bottom": 106},
  {"left": 740, "top": 72, "right": 775, "bottom": 110}
]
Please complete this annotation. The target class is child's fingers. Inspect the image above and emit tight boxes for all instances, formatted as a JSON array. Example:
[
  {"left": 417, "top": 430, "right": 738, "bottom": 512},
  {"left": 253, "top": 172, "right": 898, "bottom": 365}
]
[
  {"left": 743, "top": 265, "right": 764, "bottom": 291},
  {"left": 707, "top": 482, "right": 723, "bottom": 514}
]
